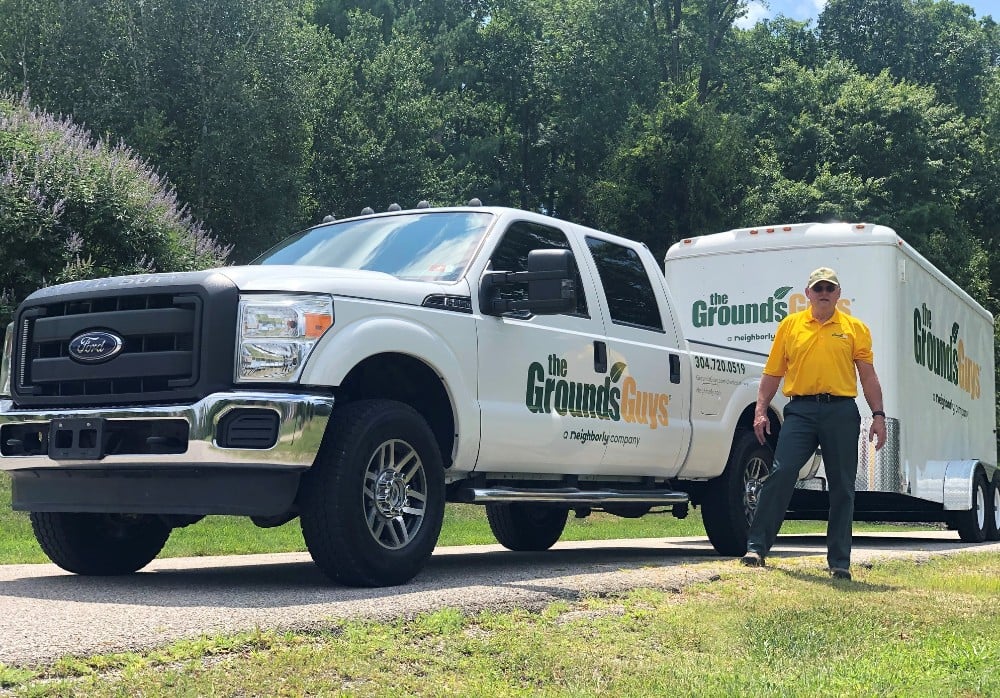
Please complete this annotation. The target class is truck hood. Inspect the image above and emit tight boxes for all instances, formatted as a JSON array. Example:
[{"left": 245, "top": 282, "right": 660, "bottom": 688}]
[
  {"left": 217, "top": 265, "right": 467, "bottom": 305},
  {"left": 23, "top": 266, "right": 470, "bottom": 308}
]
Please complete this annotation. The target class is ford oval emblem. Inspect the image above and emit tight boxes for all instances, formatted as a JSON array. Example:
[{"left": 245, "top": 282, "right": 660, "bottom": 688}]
[{"left": 68, "top": 330, "right": 124, "bottom": 363}]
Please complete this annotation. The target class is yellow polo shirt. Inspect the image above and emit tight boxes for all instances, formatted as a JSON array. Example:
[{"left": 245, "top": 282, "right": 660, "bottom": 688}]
[{"left": 763, "top": 308, "right": 874, "bottom": 397}]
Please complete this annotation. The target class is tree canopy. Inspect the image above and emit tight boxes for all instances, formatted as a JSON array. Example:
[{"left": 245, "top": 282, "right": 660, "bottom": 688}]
[{"left": 0, "top": 0, "right": 996, "bottom": 308}]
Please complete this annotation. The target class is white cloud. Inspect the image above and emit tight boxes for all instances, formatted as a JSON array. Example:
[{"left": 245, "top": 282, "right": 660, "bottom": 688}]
[{"left": 736, "top": 1, "right": 770, "bottom": 29}]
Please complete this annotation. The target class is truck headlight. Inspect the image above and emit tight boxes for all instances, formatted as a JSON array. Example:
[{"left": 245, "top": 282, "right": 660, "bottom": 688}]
[
  {"left": 236, "top": 294, "right": 333, "bottom": 383},
  {"left": 0, "top": 322, "right": 12, "bottom": 397}
]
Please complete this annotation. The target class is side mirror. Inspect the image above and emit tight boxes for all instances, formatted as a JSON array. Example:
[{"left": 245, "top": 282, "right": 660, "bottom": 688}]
[{"left": 479, "top": 249, "right": 577, "bottom": 316}]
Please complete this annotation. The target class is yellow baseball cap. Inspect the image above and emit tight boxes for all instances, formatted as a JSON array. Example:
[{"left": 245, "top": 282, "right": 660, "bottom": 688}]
[{"left": 808, "top": 267, "right": 840, "bottom": 288}]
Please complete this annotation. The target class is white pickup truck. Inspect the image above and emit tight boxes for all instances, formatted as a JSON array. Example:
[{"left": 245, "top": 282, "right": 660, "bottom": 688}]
[{"left": 0, "top": 205, "right": 888, "bottom": 586}]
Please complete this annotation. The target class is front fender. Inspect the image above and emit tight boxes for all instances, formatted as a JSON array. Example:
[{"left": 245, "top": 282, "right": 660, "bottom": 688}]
[{"left": 299, "top": 306, "right": 480, "bottom": 471}]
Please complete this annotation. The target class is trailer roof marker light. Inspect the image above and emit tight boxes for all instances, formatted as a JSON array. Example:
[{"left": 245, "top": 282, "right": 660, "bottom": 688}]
[
  {"left": 783, "top": 226, "right": 792, "bottom": 231},
  {"left": 766, "top": 227, "right": 776, "bottom": 233},
  {"left": 749, "top": 229, "right": 759, "bottom": 235}
]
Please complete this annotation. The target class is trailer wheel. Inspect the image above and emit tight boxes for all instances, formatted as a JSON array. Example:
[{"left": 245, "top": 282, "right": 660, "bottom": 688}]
[
  {"left": 955, "top": 470, "right": 989, "bottom": 543},
  {"left": 29, "top": 512, "right": 170, "bottom": 575},
  {"left": 701, "top": 430, "right": 772, "bottom": 557},
  {"left": 299, "top": 400, "right": 445, "bottom": 587},
  {"left": 486, "top": 503, "right": 569, "bottom": 551},
  {"left": 986, "top": 472, "right": 1000, "bottom": 542}
]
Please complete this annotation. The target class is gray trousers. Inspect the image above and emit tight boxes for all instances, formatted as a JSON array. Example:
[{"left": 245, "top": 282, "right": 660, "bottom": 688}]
[{"left": 746, "top": 398, "right": 861, "bottom": 570}]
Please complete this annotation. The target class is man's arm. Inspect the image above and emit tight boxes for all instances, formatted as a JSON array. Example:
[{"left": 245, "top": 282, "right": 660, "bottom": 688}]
[
  {"left": 753, "top": 373, "right": 782, "bottom": 444},
  {"left": 856, "top": 359, "right": 886, "bottom": 450}
]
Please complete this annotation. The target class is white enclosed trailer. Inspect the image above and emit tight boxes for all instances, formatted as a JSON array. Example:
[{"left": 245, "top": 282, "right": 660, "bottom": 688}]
[{"left": 664, "top": 222, "right": 1000, "bottom": 541}]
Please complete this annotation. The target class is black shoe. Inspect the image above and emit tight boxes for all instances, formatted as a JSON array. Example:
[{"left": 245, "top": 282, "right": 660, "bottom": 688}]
[
  {"left": 741, "top": 551, "right": 765, "bottom": 567},
  {"left": 830, "top": 567, "right": 852, "bottom": 580}
]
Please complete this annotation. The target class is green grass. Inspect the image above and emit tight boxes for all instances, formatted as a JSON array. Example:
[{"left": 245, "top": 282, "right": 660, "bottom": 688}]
[
  {"left": 2, "top": 553, "right": 999, "bottom": 696},
  {"left": 0, "top": 471, "right": 934, "bottom": 564}
]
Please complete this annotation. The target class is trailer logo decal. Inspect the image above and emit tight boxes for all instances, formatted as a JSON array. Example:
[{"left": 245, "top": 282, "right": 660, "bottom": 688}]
[
  {"left": 691, "top": 289, "right": 791, "bottom": 328},
  {"left": 691, "top": 288, "right": 853, "bottom": 339},
  {"left": 525, "top": 354, "right": 669, "bottom": 429},
  {"left": 913, "top": 304, "right": 981, "bottom": 399}
]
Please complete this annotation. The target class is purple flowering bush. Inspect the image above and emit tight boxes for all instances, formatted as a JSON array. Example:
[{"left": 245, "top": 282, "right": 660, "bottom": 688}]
[{"left": 0, "top": 94, "right": 231, "bottom": 325}]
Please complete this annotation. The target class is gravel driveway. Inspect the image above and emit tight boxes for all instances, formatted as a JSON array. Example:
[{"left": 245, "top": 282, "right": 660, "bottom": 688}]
[{"left": 2, "top": 532, "right": 998, "bottom": 667}]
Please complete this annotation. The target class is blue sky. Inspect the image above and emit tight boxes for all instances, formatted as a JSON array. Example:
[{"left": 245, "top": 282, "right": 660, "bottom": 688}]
[{"left": 737, "top": 0, "right": 997, "bottom": 29}]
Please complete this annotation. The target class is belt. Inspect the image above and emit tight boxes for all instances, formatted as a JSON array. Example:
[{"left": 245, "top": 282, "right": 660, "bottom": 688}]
[{"left": 790, "top": 393, "right": 855, "bottom": 402}]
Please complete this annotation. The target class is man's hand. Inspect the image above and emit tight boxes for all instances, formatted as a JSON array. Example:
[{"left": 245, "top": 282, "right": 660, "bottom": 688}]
[
  {"left": 753, "top": 413, "right": 770, "bottom": 445},
  {"left": 869, "top": 417, "right": 886, "bottom": 450}
]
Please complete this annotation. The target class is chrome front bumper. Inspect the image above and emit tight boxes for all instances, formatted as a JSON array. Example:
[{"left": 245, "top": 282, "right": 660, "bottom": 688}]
[{"left": 0, "top": 391, "right": 335, "bottom": 471}]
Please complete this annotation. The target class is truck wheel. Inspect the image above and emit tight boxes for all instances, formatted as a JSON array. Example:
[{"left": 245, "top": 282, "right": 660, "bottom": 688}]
[
  {"left": 485, "top": 503, "right": 569, "bottom": 551},
  {"left": 701, "top": 430, "right": 772, "bottom": 557},
  {"left": 29, "top": 512, "right": 170, "bottom": 575},
  {"left": 955, "top": 470, "right": 989, "bottom": 543},
  {"left": 986, "top": 472, "right": 1000, "bottom": 542},
  {"left": 299, "top": 400, "right": 445, "bottom": 587}
]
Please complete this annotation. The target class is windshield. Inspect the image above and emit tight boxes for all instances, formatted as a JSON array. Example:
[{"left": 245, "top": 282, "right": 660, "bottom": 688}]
[{"left": 253, "top": 211, "right": 495, "bottom": 282}]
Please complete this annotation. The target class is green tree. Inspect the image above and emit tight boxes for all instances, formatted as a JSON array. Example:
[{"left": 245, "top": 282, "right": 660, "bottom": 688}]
[
  {"left": 587, "top": 88, "right": 752, "bottom": 259},
  {"left": 818, "top": 0, "right": 995, "bottom": 115},
  {"left": 309, "top": 11, "right": 487, "bottom": 219},
  {"left": 743, "top": 60, "right": 981, "bottom": 284},
  {"left": 0, "top": 0, "right": 329, "bottom": 259},
  {"left": 0, "top": 94, "right": 229, "bottom": 326}
]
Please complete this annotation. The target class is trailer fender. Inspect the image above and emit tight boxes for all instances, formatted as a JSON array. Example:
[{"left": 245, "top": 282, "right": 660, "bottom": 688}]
[{"left": 941, "top": 460, "right": 988, "bottom": 511}]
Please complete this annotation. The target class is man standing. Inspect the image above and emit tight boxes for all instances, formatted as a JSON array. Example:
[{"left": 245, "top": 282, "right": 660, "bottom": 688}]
[{"left": 742, "top": 267, "right": 886, "bottom": 580}]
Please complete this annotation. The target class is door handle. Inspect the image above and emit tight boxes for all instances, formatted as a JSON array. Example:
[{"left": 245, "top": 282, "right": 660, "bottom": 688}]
[
  {"left": 670, "top": 354, "right": 681, "bottom": 384},
  {"left": 594, "top": 341, "right": 608, "bottom": 373}
]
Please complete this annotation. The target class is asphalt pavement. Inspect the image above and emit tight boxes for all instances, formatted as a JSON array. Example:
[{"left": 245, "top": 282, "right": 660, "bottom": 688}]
[{"left": 1, "top": 531, "right": 998, "bottom": 667}]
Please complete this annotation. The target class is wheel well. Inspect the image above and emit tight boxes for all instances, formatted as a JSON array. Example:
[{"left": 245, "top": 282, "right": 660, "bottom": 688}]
[
  {"left": 336, "top": 353, "right": 456, "bottom": 467},
  {"left": 687, "top": 405, "right": 777, "bottom": 507},
  {"left": 734, "top": 402, "right": 780, "bottom": 449}
]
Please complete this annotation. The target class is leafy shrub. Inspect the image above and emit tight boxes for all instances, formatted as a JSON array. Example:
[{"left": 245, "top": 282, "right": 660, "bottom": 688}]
[{"left": 0, "top": 93, "right": 231, "bottom": 326}]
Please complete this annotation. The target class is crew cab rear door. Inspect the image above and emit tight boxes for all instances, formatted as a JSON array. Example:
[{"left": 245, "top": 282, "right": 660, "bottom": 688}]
[
  {"left": 580, "top": 234, "right": 692, "bottom": 477},
  {"left": 474, "top": 219, "right": 610, "bottom": 474}
]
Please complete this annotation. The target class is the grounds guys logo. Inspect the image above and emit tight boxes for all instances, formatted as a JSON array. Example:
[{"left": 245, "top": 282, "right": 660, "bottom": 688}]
[
  {"left": 525, "top": 354, "right": 669, "bottom": 428},
  {"left": 692, "top": 289, "right": 792, "bottom": 328},
  {"left": 913, "top": 303, "right": 982, "bottom": 399},
  {"left": 691, "top": 287, "right": 853, "bottom": 329}
]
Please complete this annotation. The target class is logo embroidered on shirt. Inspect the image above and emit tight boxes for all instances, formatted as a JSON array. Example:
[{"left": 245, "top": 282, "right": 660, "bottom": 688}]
[{"left": 831, "top": 333, "right": 848, "bottom": 339}]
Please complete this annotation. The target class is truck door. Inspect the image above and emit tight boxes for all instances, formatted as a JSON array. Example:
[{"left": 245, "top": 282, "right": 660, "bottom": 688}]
[
  {"left": 582, "top": 235, "right": 691, "bottom": 477},
  {"left": 475, "top": 220, "right": 609, "bottom": 474}
]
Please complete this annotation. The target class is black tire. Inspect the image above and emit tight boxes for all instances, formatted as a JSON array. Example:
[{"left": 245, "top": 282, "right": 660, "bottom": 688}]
[
  {"left": 485, "top": 503, "right": 569, "bottom": 551},
  {"left": 29, "top": 512, "right": 170, "bottom": 575},
  {"left": 985, "top": 472, "right": 1000, "bottom": 542},
  {"left": 298, "top": 399, "right": 445, "bottom": 587},
  {"left": 955, "top": 470, "right": 989, "bottom": 543},
  {"left": 701, "top": 430, "right": 773, "bottom": 557}
]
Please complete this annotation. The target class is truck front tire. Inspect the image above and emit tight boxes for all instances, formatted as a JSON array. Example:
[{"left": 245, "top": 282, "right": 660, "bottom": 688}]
[
  {"left": 701, "top": 430, "right": 772, "bottom": 557},
  {"left": 29, "top": 512, "right": 170, "bottom": 575},
  {"left": 299, "top": 399, "right": 445, "bottom": 587},
  {"left": 486, "top": 503, "right": 569, "bottom": 551}
]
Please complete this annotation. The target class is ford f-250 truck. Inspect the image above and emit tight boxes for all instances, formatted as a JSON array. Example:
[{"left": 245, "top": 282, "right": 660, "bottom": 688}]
[{"left": 0, "top": 205, "right": 866, "bottom": 585}]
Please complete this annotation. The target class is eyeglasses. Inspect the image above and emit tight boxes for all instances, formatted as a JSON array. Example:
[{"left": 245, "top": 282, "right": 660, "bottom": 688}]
[{"left": 811, "top": 283, "right": 838, "bottom": 293}]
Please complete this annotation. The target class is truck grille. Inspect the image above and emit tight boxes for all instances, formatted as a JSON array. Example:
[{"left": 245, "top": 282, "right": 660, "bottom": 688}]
[
  {"left": 17, "top": 293, "right": 200, "bottom": 400},
  {"left": 11, "top": 273, "right": 239, "bottom": 407}
]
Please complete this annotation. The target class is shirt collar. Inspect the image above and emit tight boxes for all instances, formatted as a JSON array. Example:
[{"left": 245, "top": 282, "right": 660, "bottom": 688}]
[{"left": 807, "top": 307, "right": 842, "bottom": 326}]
